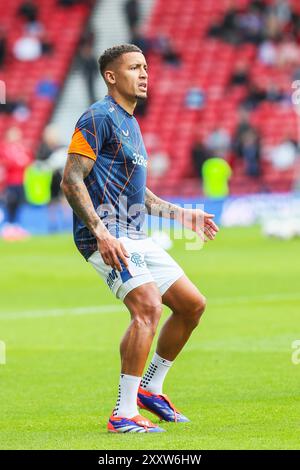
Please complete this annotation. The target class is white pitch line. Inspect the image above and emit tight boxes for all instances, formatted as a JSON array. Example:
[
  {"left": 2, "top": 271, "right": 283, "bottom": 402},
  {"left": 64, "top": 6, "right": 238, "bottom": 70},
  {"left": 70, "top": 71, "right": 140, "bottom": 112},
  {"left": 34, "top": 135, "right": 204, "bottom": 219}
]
[
  {"left": 0, "top": 304, "right": 126, "bottom": 320},
  {"left": 0, "top": 292, "right": 299, "bottom": 320}
]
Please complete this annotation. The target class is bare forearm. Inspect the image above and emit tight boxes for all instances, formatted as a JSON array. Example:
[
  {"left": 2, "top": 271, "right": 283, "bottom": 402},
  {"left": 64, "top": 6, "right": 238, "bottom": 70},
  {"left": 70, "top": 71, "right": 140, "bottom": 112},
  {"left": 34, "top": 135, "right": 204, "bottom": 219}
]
[
  {"left": 62, "top": 181, "right": 107, "bottom": 238},
  {"left": 61, "top": 153, "right": 108, "bottom": 239},
  {"left": 145, "top": 187, "right": 183, "bottom": 220}
]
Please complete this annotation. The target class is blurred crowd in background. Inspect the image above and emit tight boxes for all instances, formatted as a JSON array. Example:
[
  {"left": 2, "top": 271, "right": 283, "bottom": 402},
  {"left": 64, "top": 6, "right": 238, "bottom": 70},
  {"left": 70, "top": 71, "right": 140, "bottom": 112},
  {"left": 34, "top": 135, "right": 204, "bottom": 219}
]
[{"left": 0, "top": 0, "right": 300, "bottom": 240}]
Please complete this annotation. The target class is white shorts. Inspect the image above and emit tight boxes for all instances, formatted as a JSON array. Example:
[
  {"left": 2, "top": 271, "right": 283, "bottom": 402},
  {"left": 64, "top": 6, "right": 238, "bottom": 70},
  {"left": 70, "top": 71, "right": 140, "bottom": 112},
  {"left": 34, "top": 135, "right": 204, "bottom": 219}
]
[{"left": 88, "top": 236, "right": 184, "bottom": 302}]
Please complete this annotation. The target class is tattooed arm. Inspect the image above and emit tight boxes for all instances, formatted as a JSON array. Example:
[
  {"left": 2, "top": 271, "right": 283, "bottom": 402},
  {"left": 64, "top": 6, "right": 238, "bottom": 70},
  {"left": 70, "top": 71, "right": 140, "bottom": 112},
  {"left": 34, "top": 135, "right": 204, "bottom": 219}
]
[
  {"left": 145, "top": 187, "right": 219, "bottom": 241},
  {"left": 144, "top": 187, "right": 183, "bottom": 220},
  {"left": 61, "top": 153, "right": 129, "bottom": 271}
]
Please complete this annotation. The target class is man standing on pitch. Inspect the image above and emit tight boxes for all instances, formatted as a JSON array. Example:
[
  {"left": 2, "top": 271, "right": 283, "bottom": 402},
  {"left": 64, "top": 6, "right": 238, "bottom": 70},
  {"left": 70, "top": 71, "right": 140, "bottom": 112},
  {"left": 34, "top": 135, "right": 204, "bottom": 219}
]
[{"left": 61, "top": 44, "right": 219, "bottom": 433}]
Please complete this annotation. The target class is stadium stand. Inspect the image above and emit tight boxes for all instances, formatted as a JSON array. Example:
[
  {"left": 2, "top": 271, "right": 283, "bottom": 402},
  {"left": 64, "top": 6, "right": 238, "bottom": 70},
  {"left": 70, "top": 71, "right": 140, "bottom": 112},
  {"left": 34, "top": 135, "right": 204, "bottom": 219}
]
[
  {"left": 140, "top": 0, "right": 300, "bottom": 196},
  {"left": 0, "top": 0, "right": 299, "bottom": 199},
  {"left": 0, "top": 0, "right": 93, "bottom": 153}
]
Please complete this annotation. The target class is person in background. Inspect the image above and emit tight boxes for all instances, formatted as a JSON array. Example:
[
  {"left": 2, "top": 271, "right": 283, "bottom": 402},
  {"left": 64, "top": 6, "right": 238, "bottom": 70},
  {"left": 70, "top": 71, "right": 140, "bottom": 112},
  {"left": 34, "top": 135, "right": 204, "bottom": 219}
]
[
  {"left": 242, "top": 82, "right": 266, "bottom": 110},
  {"left": 232, "top": 106, "right": 258, "bottom": 159},
  {"left": 205, "top": 127, "right": 231, "bottom": 159},
  {"left": 130, "top": 26, "right": 152, "bottom": 58},
  {"left": 35, "top": 74, "right": 59, "bottom": 100},
  {"left": 191, "top": 135, "right": 209, "bottom": 179},
  {"left": 229, "top": 61, "right": 250, "bottom": 86},
  {"left": 36, "top": 124, "right": 61, "bottom": 162},
  {"left": 0, "top": 127, "right": 31, "bottom": 240},
  {"left": 265, "top": 81, "right": 285, "bottom": 103},
  {"left": 154, "top": 35, "right": 181, "bottom": 66},
  {"left": 269, "top": 136, "right": 299, "bottom": 170},
  {"left": 240, "top": 128, "right": 261, "bottom": 177},
  {"left": 77, "top": 43, "right": 99, "bottom": 104},
  {"left": 185, "top": 86, "right": 205, "bottom": 110},
  {"left": 17, "top": 0, "right": 39, "bottom": 25},
  {"left": 124, "top": 0, "right": 140, "bottom": 35},
  {"left": 202, "top": 156, "right": 232, "bottom": 199},
  {"left": 258, "top": 39, "right": 278, "bottom": 66},
  {"left": 35, "top": 125, "right": 69, "bottom": 232},
  {"left": 13, "top": 32, "right": 42, "bottom": 61}
]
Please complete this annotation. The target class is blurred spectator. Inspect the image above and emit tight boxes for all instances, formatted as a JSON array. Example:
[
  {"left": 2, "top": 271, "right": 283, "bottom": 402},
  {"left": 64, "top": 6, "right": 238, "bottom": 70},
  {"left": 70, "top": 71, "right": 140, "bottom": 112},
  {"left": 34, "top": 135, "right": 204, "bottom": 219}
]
[
  {"left": 0, "top": 95, "right": 30, "bottom": 120},
  {"left": 265, "top": 82, "right": 285, "bottom": 102},
  {"left": 264, "top": 11, "right": 282, "bottom": 41},
  {"left": 0, "top": 26, "right": 7, "bottom": 68},
  {"left": 291, "top": 13, "right": 300, "bottom": 44},
  {"left": 208, "top": 2, "right": 241, "bottom": 44},
  {"left": 270, "top": 0, "right": 292, "bottom": 28},
  {"left": 79, "top": 27, "right": 95, "bottom": 49},
  {"left": 148, "top": 151, "right": 170, "bottom": 179},
  {"left": 202, "top": 156, "right": 232, "bottom": 199},
  {"left": 35, "top": 125, "right": 67, "bottom": 229},
  {"left": 240, "top": 128, "right": 261, "bottom": 177},
  {"left": 269, "top": 137, "right": 298, "bottom": 170},
  {"left": 229, "top": 61, "right": 249, "bottom": 86},
  {"left": 144, "top": 133, "right": 170, "bottom": 178},
  {"left": 37, "top": 124, "right": 61, "bottom": 162},
  {"left": 251, "top": 0, "right": 267, "bottom": 14},
  {"left": 292, "top": 155, "right": 300, "bottom": 192},
  {"left": 44, "top": 146, "right": 68, "bottom": 206},
  {"left": 191, "top": 135, "right": 209, "bottom": 179},
  {"left": 205, "top": 127, "right": 230, "bottom": 158},
  {"left": 242, "top": 82, "right": 266, "bottom": 110},
  {"left": 25, "top": 20, "right": 44, "bottom": 36},
  {"left": 124, "top": 0, "right": 140, "bottom": 34},
  {"left": 153, "top": 35, "right": 181, "bottom": 66},
  {"left": 78, "top": 44, "right": 98, "bottom": 104},
  {"left": 40, "top": 31, "right": 54, "bottom": 55},
  {"left": 185, "top": 86, "right": 205, "bottom": 109},
  {"left": 207, "top": 15, "right": 224, "bottom": 39},
  {"left": 36, "top": 74, "right": 59, "bottom": 100},
  {"left": 277, "top": 35, "right": 300, "bottom": 68},
  {"left": 17, "top": 0, "right": 39, "bottom": 24},
  {"left": 13, "top": 33, "right": 42, "bottom": 61},
  {"left": 238, "top": 5, "right": 264, "bottom": 44},
  {"left": 232, "top": 107, "right": 256, "bottom": 158},
  {"left": 292, "top": 65, "right": 300, "bottom": 81},
  {"left": 12, "top": 95, "right": 31, "bottom": 122},
  {"left": 24, "top": 161, "right": 52, "bottom": 206},
  {"left": 258, "top": 40, "right": 277, "bottom": 66},
  {"left": 130, "top": 27, "right": 152, "bottom": 57},
  {"left": 0, "top": 127, "right": 31, "bottom": 240}
]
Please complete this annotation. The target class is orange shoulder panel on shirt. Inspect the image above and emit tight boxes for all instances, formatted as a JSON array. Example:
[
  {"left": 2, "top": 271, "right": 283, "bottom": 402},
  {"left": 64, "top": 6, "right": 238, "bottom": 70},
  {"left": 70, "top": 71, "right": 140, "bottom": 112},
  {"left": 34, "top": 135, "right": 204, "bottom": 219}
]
[{"left": 68, "top": 128, "right": 97, "bottom": 161}]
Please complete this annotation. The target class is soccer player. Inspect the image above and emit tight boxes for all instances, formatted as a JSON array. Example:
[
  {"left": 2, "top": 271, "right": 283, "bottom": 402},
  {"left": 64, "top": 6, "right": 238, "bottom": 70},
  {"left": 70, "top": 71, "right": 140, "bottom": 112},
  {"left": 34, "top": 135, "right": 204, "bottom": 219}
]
[{"left": 61, "top": 44, "right": 219, "bottom": 433}]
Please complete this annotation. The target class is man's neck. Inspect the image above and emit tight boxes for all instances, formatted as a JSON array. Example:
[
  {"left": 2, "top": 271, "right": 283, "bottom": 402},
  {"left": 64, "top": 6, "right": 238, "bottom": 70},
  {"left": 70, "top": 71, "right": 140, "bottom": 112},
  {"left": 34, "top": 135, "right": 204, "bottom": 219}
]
[{"left": 109, "top": 90, "right": 136, "bottom": 115}]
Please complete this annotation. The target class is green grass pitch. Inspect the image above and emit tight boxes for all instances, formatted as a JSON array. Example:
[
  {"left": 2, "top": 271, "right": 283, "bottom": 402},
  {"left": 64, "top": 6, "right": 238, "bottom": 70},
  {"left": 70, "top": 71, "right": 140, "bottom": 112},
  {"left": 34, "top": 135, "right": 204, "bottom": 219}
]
[{"left": 0, "top": 227, "right": 299, "bottom": 449}]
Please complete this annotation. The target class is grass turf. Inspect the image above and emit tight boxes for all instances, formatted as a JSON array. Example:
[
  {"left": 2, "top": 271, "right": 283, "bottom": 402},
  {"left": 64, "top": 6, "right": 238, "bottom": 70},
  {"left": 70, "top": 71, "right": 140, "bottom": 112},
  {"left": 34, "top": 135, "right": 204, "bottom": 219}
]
[{"left": 0, "top": 227, "right": 299, "bottom": 449}]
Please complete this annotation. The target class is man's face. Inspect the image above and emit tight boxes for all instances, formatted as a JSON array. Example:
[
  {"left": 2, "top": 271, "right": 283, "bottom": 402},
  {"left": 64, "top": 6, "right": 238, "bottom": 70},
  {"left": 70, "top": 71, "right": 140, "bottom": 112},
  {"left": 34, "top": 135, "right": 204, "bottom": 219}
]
[{"left": 110, "top": 52, "right": 148, "bottom": 100}]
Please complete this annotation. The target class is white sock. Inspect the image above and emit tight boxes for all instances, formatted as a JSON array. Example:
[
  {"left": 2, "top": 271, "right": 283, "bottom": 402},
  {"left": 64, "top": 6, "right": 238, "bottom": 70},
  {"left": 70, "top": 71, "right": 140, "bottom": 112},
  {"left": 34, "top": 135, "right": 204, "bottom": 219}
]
[
  {"left": 113, "top": 374, "right": 140, "bottom": 418},
  {"left": 140, "top": 352, "right": 173, "bottom": 395}
]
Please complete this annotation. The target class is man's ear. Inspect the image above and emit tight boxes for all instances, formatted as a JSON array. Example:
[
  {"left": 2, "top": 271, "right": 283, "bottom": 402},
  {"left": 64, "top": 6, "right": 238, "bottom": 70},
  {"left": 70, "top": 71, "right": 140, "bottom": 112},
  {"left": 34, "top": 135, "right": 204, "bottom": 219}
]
[{"left": 104, "top": 70, "right": 116, "bottom": 85}]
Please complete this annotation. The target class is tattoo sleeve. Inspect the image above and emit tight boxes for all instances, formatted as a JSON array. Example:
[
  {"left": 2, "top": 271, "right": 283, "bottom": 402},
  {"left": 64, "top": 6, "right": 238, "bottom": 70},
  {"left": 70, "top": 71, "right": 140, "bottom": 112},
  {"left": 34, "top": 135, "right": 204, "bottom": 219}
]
[
  {"left": 145, "top": 187, "right": 183, "bottom": 220},
  {"left": 61, "top": 153, "right": 107, "bottom": 238}
]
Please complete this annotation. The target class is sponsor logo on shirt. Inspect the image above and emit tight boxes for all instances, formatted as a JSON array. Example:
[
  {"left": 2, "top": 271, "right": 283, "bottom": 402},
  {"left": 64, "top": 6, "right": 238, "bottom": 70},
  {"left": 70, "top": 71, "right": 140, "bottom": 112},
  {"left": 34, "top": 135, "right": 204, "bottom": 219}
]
[{"left": 132, "top": 153, "right": 147, "bottom": 168}]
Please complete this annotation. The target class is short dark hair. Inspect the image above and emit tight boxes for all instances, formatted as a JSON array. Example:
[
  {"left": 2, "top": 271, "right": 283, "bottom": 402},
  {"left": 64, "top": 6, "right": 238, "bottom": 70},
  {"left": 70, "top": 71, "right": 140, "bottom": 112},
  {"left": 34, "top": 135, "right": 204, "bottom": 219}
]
[{"left": 98, "top": 44, "right": 143, "bottom": 79}]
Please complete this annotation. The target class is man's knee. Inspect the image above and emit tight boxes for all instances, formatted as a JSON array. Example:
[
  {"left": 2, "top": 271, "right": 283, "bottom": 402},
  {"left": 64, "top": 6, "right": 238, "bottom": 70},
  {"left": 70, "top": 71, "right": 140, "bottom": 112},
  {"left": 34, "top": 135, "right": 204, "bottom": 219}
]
[
  {"left": 181, "top": 294, "right": 207, "bottom": 329},
  {"left": 131, "top": 301, "right": 163, "bottom": 335},
  {"left": 126, "top": 286, "right": 163, "bottom": 335}
]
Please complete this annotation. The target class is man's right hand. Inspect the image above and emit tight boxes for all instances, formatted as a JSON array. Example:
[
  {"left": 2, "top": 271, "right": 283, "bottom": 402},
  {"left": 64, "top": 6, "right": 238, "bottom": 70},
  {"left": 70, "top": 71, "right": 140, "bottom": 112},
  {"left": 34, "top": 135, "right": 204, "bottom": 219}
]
[{"left": 97, "top": 231, "right": 130, "bottom": 272}]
